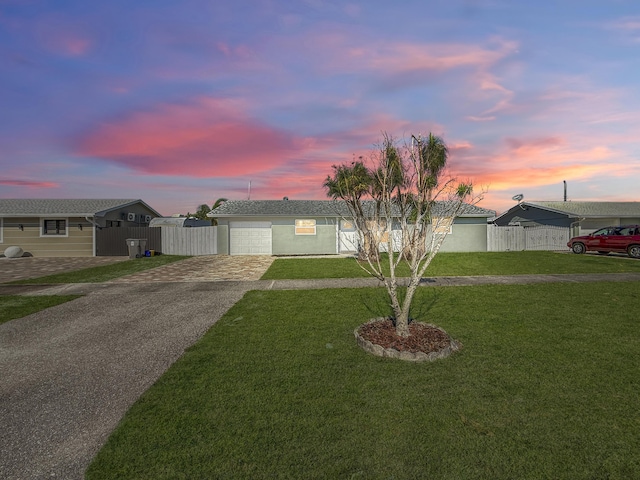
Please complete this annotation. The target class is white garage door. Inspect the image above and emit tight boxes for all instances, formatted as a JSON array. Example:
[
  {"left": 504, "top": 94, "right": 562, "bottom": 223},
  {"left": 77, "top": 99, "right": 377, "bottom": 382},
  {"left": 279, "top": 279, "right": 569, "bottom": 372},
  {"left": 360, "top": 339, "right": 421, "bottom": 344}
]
[{"left": 229, "top": 221, "right": 272, "bottom": 255}]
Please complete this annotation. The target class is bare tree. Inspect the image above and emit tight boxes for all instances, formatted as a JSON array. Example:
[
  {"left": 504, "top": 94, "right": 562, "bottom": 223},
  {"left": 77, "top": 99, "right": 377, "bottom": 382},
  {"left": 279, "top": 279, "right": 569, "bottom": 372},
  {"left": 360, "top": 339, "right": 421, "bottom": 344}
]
[{"left": 324, "top": 133, "right": 482, "bottom": 338}]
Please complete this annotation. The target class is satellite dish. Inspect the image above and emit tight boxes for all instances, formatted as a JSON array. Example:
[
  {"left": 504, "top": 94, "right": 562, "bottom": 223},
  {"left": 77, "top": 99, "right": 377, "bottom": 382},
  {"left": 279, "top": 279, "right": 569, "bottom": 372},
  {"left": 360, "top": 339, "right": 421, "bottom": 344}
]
[{"left": 512, "top": 194, "right": 524, "bottom": 202}]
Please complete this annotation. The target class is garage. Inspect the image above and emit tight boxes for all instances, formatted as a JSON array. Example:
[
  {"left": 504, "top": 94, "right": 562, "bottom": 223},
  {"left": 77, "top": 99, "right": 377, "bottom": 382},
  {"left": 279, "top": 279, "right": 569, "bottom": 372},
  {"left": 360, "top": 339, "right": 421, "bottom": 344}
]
[{"left": 229, "top": 221, "right": 272, "bottom": 255}]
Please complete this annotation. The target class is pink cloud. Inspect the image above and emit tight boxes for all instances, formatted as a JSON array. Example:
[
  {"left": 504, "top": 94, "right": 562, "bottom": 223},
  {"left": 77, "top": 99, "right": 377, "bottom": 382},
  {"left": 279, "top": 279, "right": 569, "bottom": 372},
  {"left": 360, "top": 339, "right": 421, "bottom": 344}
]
[
  {"left": 56, "top": 35, "right": 92, "bottom": 56},
  {"left": 447, "top": 132, "right": 635, "bottom": 201},
  {"left": 33, "top": 15, "right": 94, "bottom": 57},
  {"left": 272, "top": 29, "right": 517, "bottom": 78},
  {"left": 320, "top": 36, "right": 518, "bottom": 118},
  {"left": 75, "top": 97, "right": 306, "bottom": 177},
  {"left": 0, "top": 179, "right": 59, "bottom": 188},
  {"left": 606, "top": 16, "right": 640, "bottom": 32}
]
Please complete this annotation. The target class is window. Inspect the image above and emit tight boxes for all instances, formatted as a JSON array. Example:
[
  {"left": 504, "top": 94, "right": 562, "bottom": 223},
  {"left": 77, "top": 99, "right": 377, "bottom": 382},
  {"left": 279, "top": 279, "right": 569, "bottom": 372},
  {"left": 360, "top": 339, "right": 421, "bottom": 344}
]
[
  {"left": 340, "top": 219, "right": 355, "bottom": 231},
  {"left": 295, "top": 219, "right": 316, "bottom": 235},
  {"left": 42, "top": 218, "right": 67, "bottom": 236}
]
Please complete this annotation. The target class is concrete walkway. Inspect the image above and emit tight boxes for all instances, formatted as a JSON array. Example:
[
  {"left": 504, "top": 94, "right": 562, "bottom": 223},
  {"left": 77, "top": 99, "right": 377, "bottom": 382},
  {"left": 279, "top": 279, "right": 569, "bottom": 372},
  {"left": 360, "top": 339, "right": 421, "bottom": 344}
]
[{"left": 2, "top": 255, "right": 640, "bottom": 479}]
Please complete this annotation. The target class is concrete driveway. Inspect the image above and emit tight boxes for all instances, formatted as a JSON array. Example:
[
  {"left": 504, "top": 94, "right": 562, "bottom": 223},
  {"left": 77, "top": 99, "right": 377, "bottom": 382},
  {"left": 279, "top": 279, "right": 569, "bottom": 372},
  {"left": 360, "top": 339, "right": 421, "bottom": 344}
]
[{"left": 0, "top": 255, "right": 274, "bottom": 480}]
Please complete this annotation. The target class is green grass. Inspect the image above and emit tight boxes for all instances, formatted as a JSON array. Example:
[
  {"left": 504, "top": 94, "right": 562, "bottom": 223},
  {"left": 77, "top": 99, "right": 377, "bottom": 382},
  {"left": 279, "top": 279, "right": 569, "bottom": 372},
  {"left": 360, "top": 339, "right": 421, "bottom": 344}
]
[
  {"left": 9, "top": 255, "right": 191, "bottom": 284},
  {"left": 0, "top": 295, "right": 81, "bottom": 325},
  {"left": 261, "top": 251, "right": 640, "bottom": 279},
  {"left": 87, "top": 282, "right": 640, "bottom": 479}
]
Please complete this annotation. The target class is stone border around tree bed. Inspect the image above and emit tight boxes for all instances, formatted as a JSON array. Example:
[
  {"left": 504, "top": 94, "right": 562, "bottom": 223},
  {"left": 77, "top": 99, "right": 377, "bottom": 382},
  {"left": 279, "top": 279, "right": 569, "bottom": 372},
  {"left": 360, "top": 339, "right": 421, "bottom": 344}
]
[{"left": 354, "top": 319, "right": 462, "bottom": 362}]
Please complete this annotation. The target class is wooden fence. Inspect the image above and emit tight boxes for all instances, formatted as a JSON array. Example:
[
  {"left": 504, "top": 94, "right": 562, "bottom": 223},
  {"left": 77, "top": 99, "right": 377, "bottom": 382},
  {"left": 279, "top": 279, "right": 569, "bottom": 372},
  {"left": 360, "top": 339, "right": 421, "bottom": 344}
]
[
  {"left": 160, "top": 226, "right": 217, "bottom": 255},
  {"left": 96, "top": 227, "right": 161, "bottom": 256},
  {"left": 487, "top": 225, "right": 570, "bottom": 252}
]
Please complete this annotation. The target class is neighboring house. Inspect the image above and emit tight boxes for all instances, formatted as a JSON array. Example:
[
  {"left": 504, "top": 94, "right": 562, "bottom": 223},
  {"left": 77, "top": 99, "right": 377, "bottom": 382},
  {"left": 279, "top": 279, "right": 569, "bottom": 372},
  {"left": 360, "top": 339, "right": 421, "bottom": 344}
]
[
  {"left": 149, "top": 217, "right": 211, "bottom": 227},
  {"left": 492, "top": 201, "right": 640, "bottom": 236},
  {"left": 0, "top": 199, "right": 160, "bottom": 257},
  {"left": 209, "top": 200, "right": 495, "bottom": 256}
]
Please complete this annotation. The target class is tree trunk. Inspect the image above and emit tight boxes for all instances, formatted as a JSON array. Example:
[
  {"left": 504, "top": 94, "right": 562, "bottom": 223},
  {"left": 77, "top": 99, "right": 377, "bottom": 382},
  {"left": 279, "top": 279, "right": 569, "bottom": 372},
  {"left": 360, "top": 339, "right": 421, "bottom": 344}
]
[
  {"left": 394, "top": 279, "right": 420, "bottom": 338},
  {"left": 394, "top": 309, "right": 411, "bottom": 337}
]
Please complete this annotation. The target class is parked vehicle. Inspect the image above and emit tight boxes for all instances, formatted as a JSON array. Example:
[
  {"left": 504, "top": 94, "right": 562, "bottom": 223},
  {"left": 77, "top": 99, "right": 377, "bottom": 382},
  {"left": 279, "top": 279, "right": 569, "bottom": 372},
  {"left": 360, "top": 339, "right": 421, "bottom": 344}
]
[{"left": 567, "top": 225, "right": 640, "bottom": 258}]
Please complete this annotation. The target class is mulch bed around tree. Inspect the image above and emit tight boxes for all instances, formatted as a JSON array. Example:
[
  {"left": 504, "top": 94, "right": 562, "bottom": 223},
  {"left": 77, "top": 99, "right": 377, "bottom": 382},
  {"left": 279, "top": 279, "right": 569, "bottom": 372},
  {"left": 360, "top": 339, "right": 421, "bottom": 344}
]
[{"left": 357, "top": 318, "right": 453, "bottom": 354}]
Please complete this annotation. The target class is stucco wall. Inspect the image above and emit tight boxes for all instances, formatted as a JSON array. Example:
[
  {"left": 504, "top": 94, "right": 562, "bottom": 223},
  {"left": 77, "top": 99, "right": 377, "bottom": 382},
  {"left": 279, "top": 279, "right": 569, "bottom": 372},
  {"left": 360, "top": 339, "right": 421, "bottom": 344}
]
[
  {"left": 439, "top": 219, "right": 488, "bottom": 252},
  {"left": 216, "top": 224, "right": 229, "bottom": 255},
  {"left": 272, "top": 224, "right": 337, "bottom": 255}
]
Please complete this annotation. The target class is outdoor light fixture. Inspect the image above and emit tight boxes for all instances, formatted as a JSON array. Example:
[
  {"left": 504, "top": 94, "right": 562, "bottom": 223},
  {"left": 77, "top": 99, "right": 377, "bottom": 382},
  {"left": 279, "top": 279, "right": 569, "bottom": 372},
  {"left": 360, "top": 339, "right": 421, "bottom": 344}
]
[
  {"left": 18, "top": 224, "right": 24, "bottom": 231},
  {"left": 78, "top": 224, "right": 83, "bottom": 231}
]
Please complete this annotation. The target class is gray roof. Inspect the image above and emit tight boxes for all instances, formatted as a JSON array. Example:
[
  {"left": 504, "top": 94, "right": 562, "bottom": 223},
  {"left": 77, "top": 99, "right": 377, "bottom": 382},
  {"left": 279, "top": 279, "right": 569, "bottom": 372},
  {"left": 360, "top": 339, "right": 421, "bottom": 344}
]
[
  {"left": 0, "top": 199, "right": 160, "bottom": 217},
  {"left": 210, "top": 200, "right": 495, "bottom": 218},
  {"left": 528, "top": 201, "right": 640, "bottom": 218}
]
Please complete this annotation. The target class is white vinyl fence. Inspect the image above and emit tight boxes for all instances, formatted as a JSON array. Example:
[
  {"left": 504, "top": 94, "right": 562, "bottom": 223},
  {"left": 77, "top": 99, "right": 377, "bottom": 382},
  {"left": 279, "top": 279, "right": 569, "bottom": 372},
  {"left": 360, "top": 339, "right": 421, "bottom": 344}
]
[
  {"left": 488, "top": 225, "right": 570, "bottom": 252},
  {"left": 160, "top": 226, "right": 217, "bottom": 255}
]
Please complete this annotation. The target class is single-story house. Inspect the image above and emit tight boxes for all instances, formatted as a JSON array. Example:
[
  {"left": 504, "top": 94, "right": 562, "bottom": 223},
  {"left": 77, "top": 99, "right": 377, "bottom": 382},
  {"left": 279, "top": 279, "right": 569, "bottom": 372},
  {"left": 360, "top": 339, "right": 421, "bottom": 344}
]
[
  {"left": 149, "top": 217, "right": 211, "bottom": 227},
  {"left": 492, "top": 201, "right": 640, "bottom": 236},
  {"left": 209, "top": 200, "right": 496, "bottom": 255},
  {"left": 0, "top": 199, "right": 160, "bottom": 257}
]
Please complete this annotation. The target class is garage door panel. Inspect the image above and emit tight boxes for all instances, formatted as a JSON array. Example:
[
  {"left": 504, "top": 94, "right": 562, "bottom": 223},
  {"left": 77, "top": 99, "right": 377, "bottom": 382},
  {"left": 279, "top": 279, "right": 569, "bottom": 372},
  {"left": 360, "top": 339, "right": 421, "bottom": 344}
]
[{"left": 230, "top": 222, "right": 272, "bottom": 255}]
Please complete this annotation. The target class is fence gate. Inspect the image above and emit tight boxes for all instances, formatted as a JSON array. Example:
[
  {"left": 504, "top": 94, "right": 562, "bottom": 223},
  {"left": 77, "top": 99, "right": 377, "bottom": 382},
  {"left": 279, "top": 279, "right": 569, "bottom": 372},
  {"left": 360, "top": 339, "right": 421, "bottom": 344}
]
[
  {"left": 487, "top": 225, "right": 525, "bottom": 252},
  {"left": 524, "top": 226, "right": 570, "bottom": 251},
  {"left": 96, "top": 227, "right": 161, "bottom": 256}
]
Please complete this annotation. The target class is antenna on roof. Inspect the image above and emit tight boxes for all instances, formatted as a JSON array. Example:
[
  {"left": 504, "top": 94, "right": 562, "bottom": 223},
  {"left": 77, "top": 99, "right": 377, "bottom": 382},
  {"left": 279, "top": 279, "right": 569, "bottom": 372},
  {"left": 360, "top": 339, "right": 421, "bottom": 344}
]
[
  {"left": 512, "top": 194, "right": 524, "bottom": 202},
  {"left": 563, "top": 180, "right": 567, "bottom": 202},
  {"left": 248, "top": 180, "right": 251, "bottom": 200}
]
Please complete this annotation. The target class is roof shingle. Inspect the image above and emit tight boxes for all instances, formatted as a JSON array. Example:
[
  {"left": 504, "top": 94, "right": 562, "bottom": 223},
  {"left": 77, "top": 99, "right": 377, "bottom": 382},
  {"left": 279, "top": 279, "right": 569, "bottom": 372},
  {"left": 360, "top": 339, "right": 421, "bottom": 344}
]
[
  {"left": 0, "top": 199, "right": 159, "bottom": 217},
  {"left": 529, "top": 201, "right": 640, "bottom": 218},
  {"left": 210, "top": 200, "right": 495, "bottom": 218}
]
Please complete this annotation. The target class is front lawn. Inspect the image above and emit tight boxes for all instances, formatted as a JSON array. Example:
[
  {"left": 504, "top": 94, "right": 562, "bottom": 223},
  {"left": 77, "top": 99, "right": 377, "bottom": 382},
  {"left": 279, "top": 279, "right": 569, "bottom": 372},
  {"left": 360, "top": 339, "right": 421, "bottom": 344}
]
[
  {"left": 87, "top": 282, "right": 640, "bottom": 479},
  {"left": 261, "top": 251, "right": 640, "bottom": 279},
  {"left": 0, "top": 295, "right": 81, "bottom": 325}
]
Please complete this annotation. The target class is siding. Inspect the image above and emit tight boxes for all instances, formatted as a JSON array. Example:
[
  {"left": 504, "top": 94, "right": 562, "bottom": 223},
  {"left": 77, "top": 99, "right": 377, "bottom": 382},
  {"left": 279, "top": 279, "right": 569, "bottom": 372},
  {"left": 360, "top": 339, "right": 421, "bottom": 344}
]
[{"left": 1, "top": 217, "right": 93, "bottom": 257}]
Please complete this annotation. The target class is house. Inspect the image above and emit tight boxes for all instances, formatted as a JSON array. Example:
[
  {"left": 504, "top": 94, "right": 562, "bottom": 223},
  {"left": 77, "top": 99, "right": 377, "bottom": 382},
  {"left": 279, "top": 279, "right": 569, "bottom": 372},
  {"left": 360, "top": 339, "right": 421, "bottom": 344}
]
[
  {"left": 492, "top": 201, "right": 640, "bottom": 236},
  {"left": 209, "top": 200, "right": 495, "bottom": 255},
  {"left": 149, "top": 217, "right": 211, "bottom": 227},
  {"left": 0, "top": 199, "right": 160, "bottom": 257}
]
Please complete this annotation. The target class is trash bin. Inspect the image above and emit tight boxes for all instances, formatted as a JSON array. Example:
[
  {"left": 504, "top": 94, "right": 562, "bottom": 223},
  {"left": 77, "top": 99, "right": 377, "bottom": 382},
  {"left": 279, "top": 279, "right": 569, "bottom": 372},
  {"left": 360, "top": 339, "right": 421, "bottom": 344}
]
[{"left": 125, "top": 238, "right": 147, "bottom": 259}]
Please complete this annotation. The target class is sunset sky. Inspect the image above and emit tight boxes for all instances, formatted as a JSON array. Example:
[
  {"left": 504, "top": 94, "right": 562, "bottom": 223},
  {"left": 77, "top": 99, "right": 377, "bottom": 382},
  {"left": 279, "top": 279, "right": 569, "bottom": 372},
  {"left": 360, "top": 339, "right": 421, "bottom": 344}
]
[{"left": 2, "top": 0, "right": 639, "bottom": 216}]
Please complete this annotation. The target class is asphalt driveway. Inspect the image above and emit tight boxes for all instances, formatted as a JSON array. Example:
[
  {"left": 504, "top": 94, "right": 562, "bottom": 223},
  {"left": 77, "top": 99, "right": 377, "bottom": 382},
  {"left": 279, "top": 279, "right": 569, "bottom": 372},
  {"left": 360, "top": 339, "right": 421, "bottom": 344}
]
[
  {"left": 0, "top": 280, "right": 253, "bottom": 480},
  {"left": 0, "top": 255, "right": 275, "bottom": 480}
]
